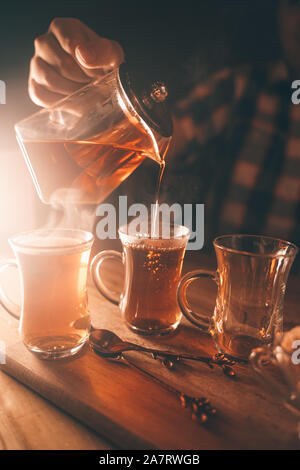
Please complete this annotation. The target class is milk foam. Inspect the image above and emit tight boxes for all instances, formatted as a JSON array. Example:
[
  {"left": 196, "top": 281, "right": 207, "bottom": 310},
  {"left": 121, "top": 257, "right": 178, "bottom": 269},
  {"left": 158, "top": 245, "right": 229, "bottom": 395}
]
[{"left": 10, "top": 229, "right": 93, "bottom": 254}]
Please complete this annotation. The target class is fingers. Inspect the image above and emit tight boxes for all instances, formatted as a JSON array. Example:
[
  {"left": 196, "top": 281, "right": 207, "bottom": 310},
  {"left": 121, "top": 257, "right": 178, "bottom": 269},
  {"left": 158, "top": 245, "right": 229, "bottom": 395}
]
[
  {"left": 34, "top": 33, "right": 89, "bottom": 83},
  {"left": 30, "top": 27, "right": 91, "bottom": 106},
  {"left": 49, "top": 17, "right": 125, "bottom": 73},
  {"left": 75, "top": 38, "right": 125, "bottom": 71},
  {"left": 30, "top": 56, "right": 83, "bottom": 96},
  {"left": 48, "top": 17, "right": 97, "bottom": 56},
  {"left": 28, "top": 79, "right": 65, "bottom": 108},
  {"left": 29, "top": 17, "right": 125, "bottom": 107}
]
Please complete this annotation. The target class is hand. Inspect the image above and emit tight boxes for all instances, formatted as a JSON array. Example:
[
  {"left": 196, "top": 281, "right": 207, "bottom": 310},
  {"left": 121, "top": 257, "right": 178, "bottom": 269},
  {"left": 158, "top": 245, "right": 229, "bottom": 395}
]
[{"left": 29, "top": 17, "right": 125, "bottom": 107}]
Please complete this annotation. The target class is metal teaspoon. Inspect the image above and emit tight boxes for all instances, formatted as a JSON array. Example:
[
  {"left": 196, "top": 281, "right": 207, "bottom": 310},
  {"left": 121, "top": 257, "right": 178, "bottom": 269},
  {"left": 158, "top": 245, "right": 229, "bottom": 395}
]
[{"left": 89, "top": 329, "right": 237, "bottom": 376}]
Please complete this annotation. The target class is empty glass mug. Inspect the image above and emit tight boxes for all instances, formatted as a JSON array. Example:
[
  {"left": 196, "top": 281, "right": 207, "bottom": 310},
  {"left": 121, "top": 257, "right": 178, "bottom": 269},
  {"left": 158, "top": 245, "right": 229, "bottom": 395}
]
[
  {"left": 0, "top": 228, "right": 94, "bottom": 359},
  {"left": 91, "top": 223, "right": 190, "bottom": 335},
  {"left": 177, "top": 235, "right": 298, "bottom": 360}
]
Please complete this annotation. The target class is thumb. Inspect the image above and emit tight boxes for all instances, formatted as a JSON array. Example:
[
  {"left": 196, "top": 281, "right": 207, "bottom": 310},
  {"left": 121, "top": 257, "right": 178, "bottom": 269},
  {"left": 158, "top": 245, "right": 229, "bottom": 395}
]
[{"left": 75, "top": 37, "right": 124, "bottom": 70}]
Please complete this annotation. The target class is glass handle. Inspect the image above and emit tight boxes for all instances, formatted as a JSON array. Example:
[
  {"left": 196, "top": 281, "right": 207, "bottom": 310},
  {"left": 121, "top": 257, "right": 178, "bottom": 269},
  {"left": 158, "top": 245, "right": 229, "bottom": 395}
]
[
  {"left": 90, "top": 250, "right": 123, "bottom": 306},
  {"left": 177, "top": 269, "right": 217, "bottom": 332},
  {"left": 0, "top": 259, "right": 21, "bottom": 320}
]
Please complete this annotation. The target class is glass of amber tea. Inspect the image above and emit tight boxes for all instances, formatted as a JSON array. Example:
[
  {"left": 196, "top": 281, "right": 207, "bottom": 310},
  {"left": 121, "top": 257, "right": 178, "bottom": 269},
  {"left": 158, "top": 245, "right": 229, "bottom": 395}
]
[
  {"left": 177, "top": 235, "right": 298, "bottom": 361},
  {"left": 0, "top": 228, "right": 94, "bottom": 359},
  {"left": 91, "top": 222, "right": 190, "bottom": 335}
]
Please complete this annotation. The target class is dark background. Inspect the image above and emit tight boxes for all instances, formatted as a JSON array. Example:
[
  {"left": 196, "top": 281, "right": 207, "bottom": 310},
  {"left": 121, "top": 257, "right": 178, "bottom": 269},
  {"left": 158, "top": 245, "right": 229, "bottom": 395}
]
[
  {"left": 0, "top": 0, "right": 280, "bottom": 249},
  {"left": 1, "top": 0, "right": 280, "bottom": 107},
  {"left": 0, "top": 0, "right": 281, "bottom": 144}
]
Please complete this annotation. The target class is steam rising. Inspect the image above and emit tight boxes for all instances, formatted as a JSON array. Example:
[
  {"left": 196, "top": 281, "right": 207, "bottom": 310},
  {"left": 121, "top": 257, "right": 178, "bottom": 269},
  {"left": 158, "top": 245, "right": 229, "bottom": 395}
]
[{"left": 43, "top": 188, "right": 96, "bottom": 235}]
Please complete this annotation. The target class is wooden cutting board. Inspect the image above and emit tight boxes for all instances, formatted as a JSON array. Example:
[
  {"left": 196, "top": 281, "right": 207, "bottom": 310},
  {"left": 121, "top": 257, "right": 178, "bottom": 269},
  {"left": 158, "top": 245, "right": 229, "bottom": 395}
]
[{"left": 0, "top": 255, "right": 299, "bottom": 450}]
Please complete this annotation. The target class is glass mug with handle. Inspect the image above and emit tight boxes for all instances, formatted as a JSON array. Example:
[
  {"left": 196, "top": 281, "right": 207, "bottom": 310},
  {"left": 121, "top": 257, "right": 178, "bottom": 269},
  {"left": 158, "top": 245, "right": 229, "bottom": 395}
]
[
  {"left": 0, "top": 228, "right": 94, "bottom": 359},
  {"left": 250, "top": 327, "right": 300, "bottom": 439},
  {"left": 91, "top": 223, "right": 190, "bottom": 335},
  {"left": 177, "top": 235, "right": 298, "bottom": 361}
]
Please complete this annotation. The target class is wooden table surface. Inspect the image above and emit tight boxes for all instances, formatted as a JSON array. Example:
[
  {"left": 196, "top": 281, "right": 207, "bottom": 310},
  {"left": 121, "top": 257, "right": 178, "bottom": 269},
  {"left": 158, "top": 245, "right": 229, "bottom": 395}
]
[{"left": 0, "top": 251, "right": 299, "bottom": 450}]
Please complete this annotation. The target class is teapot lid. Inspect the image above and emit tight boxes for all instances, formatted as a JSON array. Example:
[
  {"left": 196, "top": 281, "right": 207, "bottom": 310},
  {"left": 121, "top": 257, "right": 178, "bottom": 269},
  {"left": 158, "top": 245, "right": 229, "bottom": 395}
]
[{"left": 119, "top": 63, "right": 173, "bottom": 138}]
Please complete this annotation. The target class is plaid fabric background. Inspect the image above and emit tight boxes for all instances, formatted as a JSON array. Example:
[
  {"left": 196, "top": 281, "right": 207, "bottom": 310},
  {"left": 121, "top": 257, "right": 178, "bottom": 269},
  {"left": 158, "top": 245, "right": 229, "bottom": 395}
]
[{"left": 169, "top": 61, "right": 300, "bottom": 251}]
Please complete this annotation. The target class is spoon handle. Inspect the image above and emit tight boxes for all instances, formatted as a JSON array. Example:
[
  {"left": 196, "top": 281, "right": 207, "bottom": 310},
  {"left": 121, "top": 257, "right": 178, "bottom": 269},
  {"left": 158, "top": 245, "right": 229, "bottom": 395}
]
[
  {"left": 123, "top": 344, "right": 237, "bottom": 377},
  {"left": 126, "top": 342, "right": 212, "bottom": 365}
]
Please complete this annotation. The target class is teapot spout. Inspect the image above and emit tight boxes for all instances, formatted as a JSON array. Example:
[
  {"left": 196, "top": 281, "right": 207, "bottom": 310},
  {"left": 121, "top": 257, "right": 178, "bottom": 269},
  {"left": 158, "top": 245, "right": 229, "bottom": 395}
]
[{"left": 143, "top": 129, "right": 172, "bottom": 164}]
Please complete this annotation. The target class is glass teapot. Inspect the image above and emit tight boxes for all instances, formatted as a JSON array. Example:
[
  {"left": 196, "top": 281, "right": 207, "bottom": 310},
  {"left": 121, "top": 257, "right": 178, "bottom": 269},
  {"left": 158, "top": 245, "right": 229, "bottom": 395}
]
[{"left": 15, "top": 64, "right": 173, "bottom": 204}]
